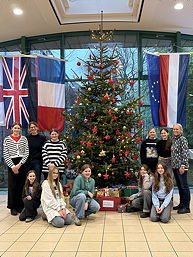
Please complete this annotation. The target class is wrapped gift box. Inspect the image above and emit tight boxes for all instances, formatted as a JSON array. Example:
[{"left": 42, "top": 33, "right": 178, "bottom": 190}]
[
  {"left": 122, "top": 186, "right": 138, "bottom": 197},
  {"left": 96, "top": 196, "right": 121, "bottom": 211}
]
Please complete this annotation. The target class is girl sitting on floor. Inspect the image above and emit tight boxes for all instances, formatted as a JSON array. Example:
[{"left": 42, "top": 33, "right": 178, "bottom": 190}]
[
  {"left": 127, "top": 164, "right": 153, "bottom": 218},
  {"left": 41, "top": 166, "right": 72, "bottom": 228},
  {"left": 150, "top": 162, "right": 173, "bottom": 223},
  {"left": 19, "top": 170, "right": 41, "bottom": 222}
]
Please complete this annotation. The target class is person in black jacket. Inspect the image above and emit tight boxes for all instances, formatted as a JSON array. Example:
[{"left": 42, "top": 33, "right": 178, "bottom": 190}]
[
  {"left": 19, "top": 170, "right": 41, "bottom": 222},
  {"left": 140, "top": 128, "right": 159, "bottom": 173},
  {"left": 26, "top": 122, "right": 46, "bottom": 183}
]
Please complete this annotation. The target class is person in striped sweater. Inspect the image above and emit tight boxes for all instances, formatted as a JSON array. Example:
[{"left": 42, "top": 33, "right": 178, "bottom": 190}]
[
  {"left": 42, "top": 129, "right": 67, "bottom": 180},
  {"left": 3, "top": 122, "right": 29, "bottom": 216}
]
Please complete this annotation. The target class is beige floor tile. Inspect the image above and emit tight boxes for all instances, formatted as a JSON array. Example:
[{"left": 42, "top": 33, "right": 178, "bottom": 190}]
[
  {"left": 103, "top": 233, "right": 124, "bottom": 241},
  {"left": 30, "top": 241, "right": 57, "bottom": 252},
  {"left": 186, "top": 232, "right": 193, "bottom": 240},
  {"left": 5, "top": 228, "right": 27, "bottom": 234},
  {"left": 60, "top": 233, "right": 82, "bottom": 241},
  {"left": 148, "top": 242, "right": 173, "bottom": 252},
  {"left": 44, "top": 227, "right": 66, "bottom": 234},
  {"left": 166, "top": 232, "right": 191, "bottom": 241},
  {"left": 122, "top": 219, "right": 141, "bottom": 225},
  {"left": 64, "top": 226, "right": 85, "bottom": 233},
  {"left": 125, "top": 242, "right": 149, "bottom": 251},
  {"left": 84, "top": 228, "right": 104, "bottom": 233},
  {"left": 145, "top": 232, "right": 168, "bottom": 242},
  {"left": 78, "top": 241, "right": 102, "bottom": 251},
  {"left": 176, "top": 252, "right": 193, "bottom": 257},
  {"left": 38, "top": 233, "right": 61, "bottom": 241},
  {"left": 104, "top": 225, "right": 123, "bottom": 232},
  {"left": 17, "top": 233, "right": 42, "bottom": 242},
  {"left": 2, "top": 252, "right": 28, "bottom": 257},
  {"left": 101, "top": 252, "right": 126, "bottom": 257},
  {"left": 142, "top": 225, "right": 163, "bottom": 233},
  {"left": 24, "top": 227, "right": 47, "bottom": 234},
  {"left": 76, "top": 252, "right": 101, "bottom": 257},
  {"left": 0, "top": 233, "right": 21, "bottom": 241},
  {"left": 161, "top": 225, "right": 184, "bottom": 232},
  {"left": 105, "top": 220, "right": 122, "bottom": 226},
  {"left": 102, "top": 241, "right": 125, "bottom": 251},
  {"left": 124, "top": 225, "right": 143, "bottom": 232},
  {"left": 26, "top": 252, "right": 52, "bottom": 257},
  {"left": 81, "top": 233, "right": 103, "bottom": 241},
  {"left": 171, "top": 242, "right": 193, "bottom": 251},
  {"left": 122, "top": 213, "right": 139, "bottom": 220},
  {"left": 126, "top": 252, "right": 151, "bottom": 257},
  {"left": 55, "top": 241, "right": 79, "bottom": 251},
  {"left": 7, "top": 241, "right": 35, "bottom": 252},
  {"left": 124, "top": 232, "right": 146, "bottom": 241},
  {"left": 180, "top": 225, "right": 193, "bottom": 232},
  {"left": 151, "top": 252, "right": 177, "bottom": 257},
  {"left": 51, "top": 252, "right": 76, "bottom": 257}
]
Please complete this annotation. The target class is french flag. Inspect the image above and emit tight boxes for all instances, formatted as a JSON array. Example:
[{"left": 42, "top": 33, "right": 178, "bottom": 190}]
[
  {"left": 147, "top": 53, "right": 189, "bottom": 128},
  {"left": 37, "top": 56, "right": 65, "bottom": 131}
]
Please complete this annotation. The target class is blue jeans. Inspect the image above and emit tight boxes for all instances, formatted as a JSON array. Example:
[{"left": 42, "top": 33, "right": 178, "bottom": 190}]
[
  {"left": 70, "top": 193, "right": 100, "bottom": 219},
  {"left": 173, "top": 169, "right": 191, "bottom": 209}
]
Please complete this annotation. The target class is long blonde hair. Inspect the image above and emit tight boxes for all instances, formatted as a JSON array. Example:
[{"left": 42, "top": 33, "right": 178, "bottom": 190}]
[{"left": 47, "top": 166, "right": 63, "bottom": 199}]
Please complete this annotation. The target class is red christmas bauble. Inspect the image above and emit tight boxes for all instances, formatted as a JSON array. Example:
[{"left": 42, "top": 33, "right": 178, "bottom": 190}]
[
  {"left": 111, "top": 98, "right": 116, "bottom": 103},
  {"left": 132, "top": 155, "right": 139, "bottom": 160},
  {"left": 84, "top": 119, "right": 88, "bottom": 123},
  {"left": 111, "top": 157, "right": 116, "bottom": 163},
  {"left": 138, "top": 120, "right": 143, "bottom": 126},
  {"left": 90, "top": 113, "right": 95, "bottom": 117},
  {"left": 80, "top": 140, "right": 85, "bottom": 144},
  {"left": 112, "top": 116, "right": 118, "bottom": 121},
  {"left": 114, "top": 60, "right": 119, "bottom": 65},
  {"left": 99, "top": 140, "right": 104, "bottom": 144},
  {"left": 103, "top": 94, "right": 109, "bottom": 100},
  {"left": 139, "top": 100, "right": 144, "bottom": 106},
  {"left": 108, "top": 79, "right": 114, "bottom": 85},
  {"left": 135, "top": 137, "right": 142, "bottom": 143},
  {"left": 104, "top": 135, "right": 110, "bottom": 140},
  {"left": 124, "top": 151, "right": 130, "bottom": 156},
  {"left": 77, "top": 61, "right": 81, "bottom": 66},
  {"left": 129, "top": 81, "right": 135, "bottom": 86},
  {"left": 107, "top": 109, "right": 113, "bottom": 115},
  {"left": 88, "top": 75, "right": 93, "bottom": 80}
]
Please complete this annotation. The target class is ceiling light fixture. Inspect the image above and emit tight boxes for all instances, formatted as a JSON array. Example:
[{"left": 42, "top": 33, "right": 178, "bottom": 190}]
[
  {"left": 13, "top": 8, "right": 23, "bottom": 15},
  {"left": 174, "top": 2, "right": 184, "bottom": 10}
]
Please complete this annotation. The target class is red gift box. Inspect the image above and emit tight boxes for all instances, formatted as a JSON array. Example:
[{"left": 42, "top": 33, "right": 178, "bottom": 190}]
[{"left": 96, "top": 196, "right": 121, "bottom": 211}]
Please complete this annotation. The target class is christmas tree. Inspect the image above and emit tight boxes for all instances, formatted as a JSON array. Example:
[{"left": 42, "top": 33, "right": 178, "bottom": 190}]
[{"left": 64, "top": 43, "right": 143, "bottom": 187}]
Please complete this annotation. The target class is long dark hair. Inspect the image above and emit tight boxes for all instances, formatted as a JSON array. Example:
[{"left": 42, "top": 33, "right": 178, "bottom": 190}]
[
  {"left": 24, "top": 170, "right": 39, "bottom": 196},
  {"left": 138, "top": 164, "right": 151, "bottom": 188},
  {"left": 154, "top": 162, "right": 173, "bottom": 194},
  {"left": 160, "top": 128, "right": 172, "bottom": 151}
]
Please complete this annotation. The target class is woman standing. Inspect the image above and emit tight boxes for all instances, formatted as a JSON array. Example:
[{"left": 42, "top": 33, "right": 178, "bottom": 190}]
[
  {"left": 140, "top": 128, "right": 159, "bottom": 173},
  {"left": 42, "top": 129, "right": 67, "bottom": 180},
  {"left": 171, "top": 123, "right": 190, "bottom": 214},
  {"left": 26, "top": 121, "right": 46, "bottom": 183},
  {"left": 157, "top": 128, "right": 173, "bottom": 178},
  {"left": 3, "top": 122, "right": 29, "bottom": 215}
]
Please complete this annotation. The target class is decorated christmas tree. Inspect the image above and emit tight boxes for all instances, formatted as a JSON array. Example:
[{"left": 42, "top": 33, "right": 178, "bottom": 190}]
[{"left": 63, "top": 43, "right": 143, "bottom": 187}]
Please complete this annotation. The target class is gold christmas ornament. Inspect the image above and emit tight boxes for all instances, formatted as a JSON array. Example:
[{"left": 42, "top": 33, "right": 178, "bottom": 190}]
[
  {"left": 114, "top": 108, "right": 118, "bottom": 112},
  {"left": 99, "top": 150, "right": 106, "bottom": 156},
  {"left": 77, "top": 155, "right": 81, "bottom": 159},
  {"left": 88, "top": 87, "right": 92, "bottom": 91},
  {"left": 123, "top": 126, "right": 127, "bottom": 130},
  {"left": 98, "top": 173, "right": 102, "bottom": 177}
]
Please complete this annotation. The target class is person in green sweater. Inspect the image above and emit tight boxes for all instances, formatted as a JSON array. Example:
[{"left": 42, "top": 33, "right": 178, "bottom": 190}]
[{"left": 70, "top": 164, "right": 100, "bottom": 226}]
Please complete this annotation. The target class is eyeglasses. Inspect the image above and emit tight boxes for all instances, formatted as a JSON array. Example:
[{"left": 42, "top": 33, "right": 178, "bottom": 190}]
[{"left": 53, "top": 172, "right": 59, "bottom": 175}]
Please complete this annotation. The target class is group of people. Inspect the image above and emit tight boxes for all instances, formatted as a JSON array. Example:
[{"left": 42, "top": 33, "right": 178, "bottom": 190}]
[
  {"left": 3, "top": 122, "right": 100, "bottom": 227},
  {"left": 2, "top": 121, "right": 190, "bottom": 227},
  {"left": 136, "top": 124, "right": 190, "bottom": 223}
]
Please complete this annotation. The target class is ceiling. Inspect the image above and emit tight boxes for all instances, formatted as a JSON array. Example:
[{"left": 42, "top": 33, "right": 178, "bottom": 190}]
[{"left": 0, "top": 0, "right": 193, "bottom": 43}]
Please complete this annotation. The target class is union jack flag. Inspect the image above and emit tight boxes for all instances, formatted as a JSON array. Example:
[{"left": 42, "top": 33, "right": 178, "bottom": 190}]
[{"left": 2, "top": 57, "right": 29, "bottom": 128}]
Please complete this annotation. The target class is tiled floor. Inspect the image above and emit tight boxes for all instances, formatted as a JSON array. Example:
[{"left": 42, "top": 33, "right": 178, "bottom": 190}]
[{"left": 0, "top": 193, "right": 193, "bottom": 257}]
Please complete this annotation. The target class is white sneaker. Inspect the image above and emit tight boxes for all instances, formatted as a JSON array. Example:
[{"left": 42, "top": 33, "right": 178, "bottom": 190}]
[{"left": 73, "top": 215, "right": 82, "bottom": 226}]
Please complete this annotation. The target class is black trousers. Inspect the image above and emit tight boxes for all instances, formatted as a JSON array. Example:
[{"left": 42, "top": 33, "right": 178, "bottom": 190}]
[
  {"left": 7, "top": 158, "right": 27, "bottom": 212},
  {"left": 173, "top": 169, "right": 191, "bottom": 209},
  {"left": 19, "top": 198, "right": 40, "bottom": 221}
]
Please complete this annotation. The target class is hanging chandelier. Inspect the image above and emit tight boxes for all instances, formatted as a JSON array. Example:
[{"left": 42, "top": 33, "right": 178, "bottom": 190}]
[{"left": 91, "top": 11, "right": 113, "bottom": 42}]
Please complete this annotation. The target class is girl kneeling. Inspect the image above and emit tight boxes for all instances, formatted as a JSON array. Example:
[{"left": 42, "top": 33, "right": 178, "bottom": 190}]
[
  {"left": 41, "top": 167, "right": 72, "bottom": 228},
  {"left": 128, "top": 164, "right": 153, "bottom": 218},
  {"left": 151, "top": 162, "right": 173, "bottom": 223},
  {"left": 19, "top": 170, "right": 41, "bottom": 222},
  {"left": 70, "top": 164, "right": 100, "bottom": 226}
]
